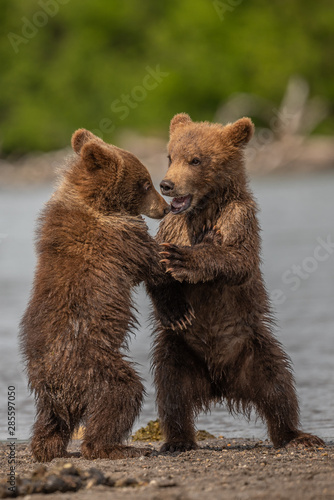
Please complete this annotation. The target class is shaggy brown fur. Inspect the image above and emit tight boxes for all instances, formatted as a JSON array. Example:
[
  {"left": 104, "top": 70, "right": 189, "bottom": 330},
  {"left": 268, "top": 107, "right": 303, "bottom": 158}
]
[
  {"left": 149, "top": 113, "right": 324, "bottom": 452},
  {"left": 20, "top": 130, "right": 182, "bottom": 462}
]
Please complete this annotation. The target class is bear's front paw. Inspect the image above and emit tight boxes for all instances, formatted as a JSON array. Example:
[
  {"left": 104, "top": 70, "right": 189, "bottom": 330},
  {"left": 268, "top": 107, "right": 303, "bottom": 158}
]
[
  {"left": 159, "top": 243, "right": 193, "bottom": 282},
  {"left": 160, "top": 441, "right": 198, "bottom": 453},
  {"left": 161, "top": 304, "right": 195, "bottom": 332},
  {"left": 287, "top": 432, "right": 325, "bottom": 448}
]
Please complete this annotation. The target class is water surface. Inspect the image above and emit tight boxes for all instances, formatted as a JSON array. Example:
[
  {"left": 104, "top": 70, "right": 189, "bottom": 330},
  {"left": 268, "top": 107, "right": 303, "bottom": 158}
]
[{"left": 1, "top": 173, "right": 333, "bottom": 441}]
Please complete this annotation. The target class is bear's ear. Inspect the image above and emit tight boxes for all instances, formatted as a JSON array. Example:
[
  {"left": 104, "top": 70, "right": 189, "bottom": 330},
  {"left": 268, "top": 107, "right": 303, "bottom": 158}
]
[
  {"left": 81, "top": 140, "right": 121, "bottom": 171},
  {"left": 224, "top": 117, "right": 254, "bottom": 147},
  {"left": 169, "top": 113, "right": 192, "bottom": 135},
  {"left": 71, "top": 129, "right": 103, "bottom": 154}
]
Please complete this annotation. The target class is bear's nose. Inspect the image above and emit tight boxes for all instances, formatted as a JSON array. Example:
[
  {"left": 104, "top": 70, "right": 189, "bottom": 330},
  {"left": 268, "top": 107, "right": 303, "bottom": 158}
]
[{"left": 160, "top": 179, "right": 175, "bottom": 195}]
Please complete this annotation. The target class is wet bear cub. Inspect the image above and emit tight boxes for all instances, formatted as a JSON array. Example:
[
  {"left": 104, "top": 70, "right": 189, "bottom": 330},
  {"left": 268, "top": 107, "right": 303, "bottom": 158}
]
[
  {"left": 150, "top": 113, "right": 324, "bottom": 452},
  {"left": 20, "top": 129, "right": 185, "bottom": 462}
]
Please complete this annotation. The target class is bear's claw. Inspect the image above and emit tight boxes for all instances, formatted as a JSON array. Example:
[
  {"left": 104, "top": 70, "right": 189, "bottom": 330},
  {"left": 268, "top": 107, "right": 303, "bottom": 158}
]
[
  {"left": 159, "top": 243, "right": 193, "bottom": 281},
  {"left": 162, "top": 305, "right": 195, "bottom": 332}
]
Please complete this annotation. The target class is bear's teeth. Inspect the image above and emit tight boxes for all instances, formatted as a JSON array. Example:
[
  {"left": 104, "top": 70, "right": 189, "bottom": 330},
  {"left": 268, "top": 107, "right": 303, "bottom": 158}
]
[{"left": 171, "top": 195, "right": 192, "bottom": 213}]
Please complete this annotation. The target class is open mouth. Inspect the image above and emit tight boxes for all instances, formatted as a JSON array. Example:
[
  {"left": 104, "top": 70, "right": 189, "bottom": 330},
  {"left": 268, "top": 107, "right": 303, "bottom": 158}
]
[{"left": 170, "top": 194, "right": 192, "bottom": 214}]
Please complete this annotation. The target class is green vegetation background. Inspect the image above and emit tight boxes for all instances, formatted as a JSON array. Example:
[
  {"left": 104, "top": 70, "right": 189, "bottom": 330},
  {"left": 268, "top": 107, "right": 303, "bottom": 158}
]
[{"left": 1, "top": 0, "right": 333, "bottom": 155}]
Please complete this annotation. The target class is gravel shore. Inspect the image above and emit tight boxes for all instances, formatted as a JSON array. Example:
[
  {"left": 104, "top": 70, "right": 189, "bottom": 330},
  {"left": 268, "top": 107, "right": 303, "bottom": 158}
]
[{"left": 1, "top": 438, "right": 333, "bottom": 499}]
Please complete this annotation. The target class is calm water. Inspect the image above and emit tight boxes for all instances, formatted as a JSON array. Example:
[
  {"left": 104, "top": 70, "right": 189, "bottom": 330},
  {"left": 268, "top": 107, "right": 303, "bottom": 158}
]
[{"left": 1, "top": 173, "right": 333, "bottom": 441}]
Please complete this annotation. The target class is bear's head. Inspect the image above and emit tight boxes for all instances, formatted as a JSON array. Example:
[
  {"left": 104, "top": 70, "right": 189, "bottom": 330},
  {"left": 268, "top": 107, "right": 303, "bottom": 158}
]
[
  {"left": 69, "top": 129, "right": 169, "bottom": 219},
  {"left": 160, "top": 113, "right": 254, "bottom": 214}
]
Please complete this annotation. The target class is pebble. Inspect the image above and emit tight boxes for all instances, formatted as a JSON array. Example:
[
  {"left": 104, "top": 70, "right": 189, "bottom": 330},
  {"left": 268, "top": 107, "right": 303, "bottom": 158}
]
[
  {"left": 150, "top": 479, "right": 177, "bottom": 488},
  {"left": 0, "top": 462, "right": 144, "bottom": 498}
]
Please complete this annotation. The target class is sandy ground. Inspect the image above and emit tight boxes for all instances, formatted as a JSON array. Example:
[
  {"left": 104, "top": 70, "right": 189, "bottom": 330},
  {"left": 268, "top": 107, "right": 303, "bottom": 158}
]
[{"left": 1, "top": 438, "right": 333, "bottom": 499}]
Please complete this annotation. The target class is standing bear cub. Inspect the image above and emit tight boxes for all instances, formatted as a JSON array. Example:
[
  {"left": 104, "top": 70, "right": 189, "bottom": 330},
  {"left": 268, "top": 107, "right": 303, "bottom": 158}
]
[
  {"left": 150, "top": 113, "right": 324, "bottom": 452},
  {"left": 20, "top": 130, "right": 173, "bottom": 462}
]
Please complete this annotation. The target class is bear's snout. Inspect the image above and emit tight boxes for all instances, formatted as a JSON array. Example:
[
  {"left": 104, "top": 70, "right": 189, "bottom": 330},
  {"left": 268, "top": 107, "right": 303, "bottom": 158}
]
[{"left": 160, "top": 179, "right": 175, "bottom": 196}]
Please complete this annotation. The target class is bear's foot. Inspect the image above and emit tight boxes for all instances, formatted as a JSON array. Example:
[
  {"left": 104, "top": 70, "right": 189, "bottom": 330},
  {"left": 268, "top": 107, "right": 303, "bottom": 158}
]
[
  {"left": 31, "top": 437, "right": 69, "bottom": 463},
  {"left": 81, "top": 443, "right": 152, "bottom": 460},
  {"left": 286, "top": 432, "right": 325, "bottom": 448},
  {"left": 160, "top": 441, "right": 198, "bottom": 453}
]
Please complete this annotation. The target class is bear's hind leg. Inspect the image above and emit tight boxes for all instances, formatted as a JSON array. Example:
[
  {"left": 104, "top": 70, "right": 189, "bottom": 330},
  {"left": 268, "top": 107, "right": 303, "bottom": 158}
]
[
  {"left": 31, "top": 398, "right": 77, "bottom": 462},
  {"left": 153, "top": 330, "right": 212, "bottom": 453},
  {"left": 253, "top": 338, "right": 324, "bottom": 448},
  {"left": 225, "top": 331, "right": 324, "bottom": 448},
  {"left": 81, "top": 363, "right": 150, "bottom": 459}
]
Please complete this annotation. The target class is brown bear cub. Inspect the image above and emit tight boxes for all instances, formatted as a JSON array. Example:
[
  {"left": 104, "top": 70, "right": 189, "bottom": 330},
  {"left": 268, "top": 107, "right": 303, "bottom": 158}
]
[
  {"left": 149, "top": 113, "right": 324, "bottom": 452},
  {"left": 20, "top": 129, "right": 190, "bottom": 462}
]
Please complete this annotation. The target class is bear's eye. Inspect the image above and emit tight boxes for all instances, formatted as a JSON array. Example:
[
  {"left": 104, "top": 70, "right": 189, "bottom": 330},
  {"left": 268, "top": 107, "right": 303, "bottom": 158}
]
[
  {"left": 190, "top": 157, "right": 201, "bottom": 166},
  {"left": 167, "top": 155, "right": 172, "bottom": 167},
  {"left": 143, "top": 181, "right": 152, "bottom": 191}
]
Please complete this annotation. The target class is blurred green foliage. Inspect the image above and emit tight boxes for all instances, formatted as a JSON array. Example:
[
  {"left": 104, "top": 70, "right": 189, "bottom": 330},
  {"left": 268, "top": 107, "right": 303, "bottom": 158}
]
[{"left": 0, "top": 0, "right": 333, "bottom": 155}]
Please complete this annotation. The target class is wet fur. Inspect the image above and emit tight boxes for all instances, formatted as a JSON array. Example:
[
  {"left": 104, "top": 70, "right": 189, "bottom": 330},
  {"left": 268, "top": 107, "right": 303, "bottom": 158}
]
[
  {"left": 149, "top": 114, "right": 324, "bottom": 451},
  {"left": 20, "top": 130, "right": 172, "bottom": 462}
]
